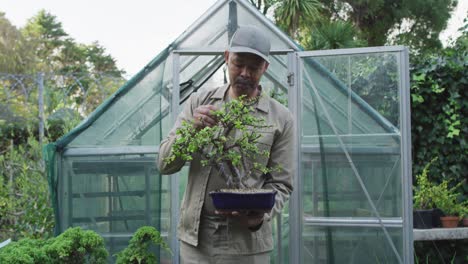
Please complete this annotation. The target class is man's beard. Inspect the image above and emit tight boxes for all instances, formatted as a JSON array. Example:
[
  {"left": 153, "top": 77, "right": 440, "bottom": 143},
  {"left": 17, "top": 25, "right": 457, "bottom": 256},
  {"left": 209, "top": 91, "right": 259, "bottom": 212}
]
[{"left": 233, "top": 77, "right": 255, "bottom": 93}]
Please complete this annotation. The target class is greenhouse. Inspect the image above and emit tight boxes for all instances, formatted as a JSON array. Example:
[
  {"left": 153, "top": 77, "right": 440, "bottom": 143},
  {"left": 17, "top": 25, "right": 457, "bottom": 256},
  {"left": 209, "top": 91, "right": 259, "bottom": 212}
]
[{"left": 44, "top": 0, "right": 412, "bottom": 263}]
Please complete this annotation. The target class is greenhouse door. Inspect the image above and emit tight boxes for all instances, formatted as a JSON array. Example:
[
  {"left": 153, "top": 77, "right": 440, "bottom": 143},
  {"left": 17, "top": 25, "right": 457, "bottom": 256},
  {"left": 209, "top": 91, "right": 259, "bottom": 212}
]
[{"left": 289, "top": 47, "right": 413, "bottom": 264}]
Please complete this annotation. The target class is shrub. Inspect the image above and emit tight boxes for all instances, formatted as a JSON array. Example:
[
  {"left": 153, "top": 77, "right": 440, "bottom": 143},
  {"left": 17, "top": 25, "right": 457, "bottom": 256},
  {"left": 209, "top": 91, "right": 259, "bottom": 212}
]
[
  {"left": 44, "top": 227, "right": 108, "bottom": 264},
  {"left": 410, "top": 24, "right": 467, "bottom": 197},
  {"left": 0, "top": 238, "right": 51, "bottom": 263},
  {"left": 116, "top": 226, "right": 171, "bottom": 264},
  {"left": 0, "top": 136, "right": 54, "bottom": 240},
  {"left": 413, "top": 158, "right": 438, "bottom": 210},
  {"left": 0, "top": 227, "right": 108, "bottom": 264}
]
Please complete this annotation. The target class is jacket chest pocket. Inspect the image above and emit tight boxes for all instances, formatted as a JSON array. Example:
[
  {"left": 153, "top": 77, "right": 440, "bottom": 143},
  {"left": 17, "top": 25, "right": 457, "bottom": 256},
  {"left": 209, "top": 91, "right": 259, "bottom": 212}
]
[{"left": 253, "top": 128, "right": 275, "bottom": 167}]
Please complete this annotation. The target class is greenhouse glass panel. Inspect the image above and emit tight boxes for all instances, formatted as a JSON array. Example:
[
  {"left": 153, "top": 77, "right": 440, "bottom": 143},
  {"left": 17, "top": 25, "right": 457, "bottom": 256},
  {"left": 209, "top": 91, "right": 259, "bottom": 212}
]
[
  {"left": 303, "top": 226, "right": 403, "bottom": 264},
  {"left": 296, "top": 48, "right": 410, "bottom": 264},
  {"left": 69, "top": 53, "right": 173, "bottom": 147},
  {"left": 235, "top": 2, "right": 295, "bottom": 50},
  {"left": 58, "top": 153, "right": 170, "bottom": 262},
  {"left": 177, "top": 4, "right": 229, "bottom": 49}
]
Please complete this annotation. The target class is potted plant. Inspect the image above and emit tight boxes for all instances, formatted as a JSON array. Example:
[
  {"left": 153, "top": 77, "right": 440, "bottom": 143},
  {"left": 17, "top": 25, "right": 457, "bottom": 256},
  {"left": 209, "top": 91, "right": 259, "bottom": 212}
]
[
  {"left": 413, "top": 159, "right": 438, "bottom": 229},
  {"left": 431, "top": 179, "right": 467, "bottom": 228},
  {"left": 461, "top": 206, "right": 468, "bottom": 227},
  {"left": 115, "top": 226, "right": 171, "bottom": 264},
  {"left": 165, "top": 95, "right": 279, "bottom": 211}
]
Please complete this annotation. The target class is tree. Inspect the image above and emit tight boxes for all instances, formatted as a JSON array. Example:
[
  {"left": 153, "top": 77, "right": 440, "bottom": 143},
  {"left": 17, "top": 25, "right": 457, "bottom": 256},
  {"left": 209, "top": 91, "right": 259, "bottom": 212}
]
[
  {"left": 21, "top": 10, "right": 68, "bottom": 72},
  {"left": 21, "top": 10, "right": 124, "bottom": 76},
  {"left": 0, "top": 12, "right": 35, "bottom": 73},
  {"left": 301, "top": 18, "right": 366, "bottom": 50},
  {"left": 250, "top": 0, "right": 366, "bottom": 50},
  {"left": 18, "top": 10, "right": 125, "bottom": 117},
  {"left": 165, "top": 96, "right": 278, "bottom": 189},
  {"left": 249, "top": 0, "right": 280, "bottom": 15},
  {"left": 274, "top": 0, "right": 322, "bottom": 38},
  {"left": 316, "top": 0, "right": 457, "bottom": 51}
]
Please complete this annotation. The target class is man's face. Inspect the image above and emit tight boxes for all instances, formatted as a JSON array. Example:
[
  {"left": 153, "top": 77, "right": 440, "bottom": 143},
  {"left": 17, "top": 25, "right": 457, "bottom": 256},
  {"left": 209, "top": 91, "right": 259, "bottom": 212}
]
[{"left": 224, "top": 51, "right": 269, "bottom": 96}]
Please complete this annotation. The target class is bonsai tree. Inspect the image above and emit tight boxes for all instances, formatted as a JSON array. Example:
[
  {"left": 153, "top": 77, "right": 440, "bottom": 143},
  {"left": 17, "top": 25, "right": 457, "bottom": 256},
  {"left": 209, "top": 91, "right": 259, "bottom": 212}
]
[
  {"left": 115, "top": 226, "right": 171, "bottom": 264},
  {"left": 43, "top": 227, "right": 108, "bottom": 264},
  {"left": 165, "top": 95, "right": 279, "bottom": 190}
]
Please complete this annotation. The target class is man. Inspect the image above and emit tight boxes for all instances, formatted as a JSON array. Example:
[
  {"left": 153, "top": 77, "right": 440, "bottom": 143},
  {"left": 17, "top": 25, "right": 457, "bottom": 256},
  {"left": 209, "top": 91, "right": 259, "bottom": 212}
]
[{"left": 158, "top": 26, "right": 295, "bottom": 263}]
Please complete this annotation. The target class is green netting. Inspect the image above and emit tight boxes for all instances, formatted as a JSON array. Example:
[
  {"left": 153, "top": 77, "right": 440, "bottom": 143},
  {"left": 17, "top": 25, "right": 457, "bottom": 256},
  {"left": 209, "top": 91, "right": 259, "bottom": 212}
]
[{"left": 43, "top": 143, "right": 60, "bottom": 234}]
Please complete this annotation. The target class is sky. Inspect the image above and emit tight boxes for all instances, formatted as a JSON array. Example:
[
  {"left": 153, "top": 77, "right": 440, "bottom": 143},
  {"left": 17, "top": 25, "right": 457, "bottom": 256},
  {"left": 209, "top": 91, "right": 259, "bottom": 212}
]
[{"left": 1, "top": 0, "right": 466, "bottom": 77}]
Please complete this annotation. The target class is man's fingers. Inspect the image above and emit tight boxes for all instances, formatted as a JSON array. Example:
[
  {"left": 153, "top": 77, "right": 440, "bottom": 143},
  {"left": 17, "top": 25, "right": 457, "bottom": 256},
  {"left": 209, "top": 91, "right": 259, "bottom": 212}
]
[
  {"left": 201, "top": 115, "right": 216, "bottom": 127},
  {"left": 196, "top": 105, "right": 217, "bottom": 116},
  {"left": 194, "top": 105, "right": 218, "bottom": 128},
  {"left": 214, "top": 210, "right": 240, "bottom": 216}
]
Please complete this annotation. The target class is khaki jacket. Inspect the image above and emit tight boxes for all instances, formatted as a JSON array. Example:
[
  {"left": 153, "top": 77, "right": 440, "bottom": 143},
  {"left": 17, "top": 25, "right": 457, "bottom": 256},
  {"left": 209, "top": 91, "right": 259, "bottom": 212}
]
[{"left": 157, "top": 84, "right": 295, "bottom": 252}]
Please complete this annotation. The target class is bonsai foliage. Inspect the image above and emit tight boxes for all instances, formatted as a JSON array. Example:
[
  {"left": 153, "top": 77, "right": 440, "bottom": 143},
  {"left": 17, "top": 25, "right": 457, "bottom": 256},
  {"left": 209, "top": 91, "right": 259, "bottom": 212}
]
[
  {"left": 43, "top": 227, "right": 108, "bottom": 264},
  {"left": 0, "top": 227, "right": 108, "bottom": 264},
  {"left": 115, "top": 226, "right": 171, "bottom": 264},
  {"left": 165, "top": 95, "right": 279, "bottom": 189},
  {"left": 0, "top": 238, "right": 51, "bottom": 263}
]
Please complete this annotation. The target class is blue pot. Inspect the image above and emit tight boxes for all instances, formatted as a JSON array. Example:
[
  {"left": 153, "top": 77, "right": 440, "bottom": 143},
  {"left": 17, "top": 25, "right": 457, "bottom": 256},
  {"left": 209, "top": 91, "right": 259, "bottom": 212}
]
[{"left": 209, "top": 190, "right": 277, "bottom": 211}]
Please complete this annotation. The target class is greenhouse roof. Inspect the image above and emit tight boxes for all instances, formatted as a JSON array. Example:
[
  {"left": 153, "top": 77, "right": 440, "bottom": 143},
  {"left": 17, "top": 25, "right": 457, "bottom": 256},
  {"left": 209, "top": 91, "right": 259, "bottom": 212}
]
[{"left": 51, "top": 0, "right": 398, "bottom": 151}]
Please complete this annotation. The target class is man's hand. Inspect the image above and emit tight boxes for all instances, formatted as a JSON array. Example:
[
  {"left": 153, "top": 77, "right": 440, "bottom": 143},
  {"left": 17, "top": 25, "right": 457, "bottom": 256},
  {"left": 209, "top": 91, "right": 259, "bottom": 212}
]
[
  {"left": 193, "top": 105, "right": 218, "bottom": 129},
  {"left": 214, "top": 209, "right": 269, "bottom": 229}
]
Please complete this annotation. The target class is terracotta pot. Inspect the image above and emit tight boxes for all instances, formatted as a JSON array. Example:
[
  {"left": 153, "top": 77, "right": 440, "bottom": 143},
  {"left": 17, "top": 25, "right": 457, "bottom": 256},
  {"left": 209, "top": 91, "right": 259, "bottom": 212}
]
[
  {"left": 440, "top": 216, "right": 459, "bottom": 228},
  {"left": 463, "top": 217, "right": 468, "bottom": 227}
]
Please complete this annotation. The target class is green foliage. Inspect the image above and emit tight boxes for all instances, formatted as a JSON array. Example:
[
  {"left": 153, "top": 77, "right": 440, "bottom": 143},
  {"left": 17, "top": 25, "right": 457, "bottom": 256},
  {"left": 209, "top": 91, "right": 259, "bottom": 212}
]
[
  {"left": 44, "top": 227, "right": 108, "bottom": 264},
  {"left": 45, "top": 108, "right": 83, "bottom": 142},
  {"left": 115, "top": 226, "right": 171, "bottom": 264},
  {"left": 413, "top": 158, "right": 438, "bottom": 210},
  {"left": 431, "top": 180, "right": 467, "bottom": 217},
  {"left": 0, "top": 238, "right": 51, "bottom": 264},
  {"left": 248, "top": 0, "right": 280, "bottom": 15},
  {"left": 274, "top": 0, "right": 321, "bottom": 38},
  {"left": 19, "top": 10, "right": 123, "bottom": 75},
  {"left": 0, "top": 12, "right": 36, "bottom": 73},
  {"left": 0, "top": 135, "right": 54, "bottom": 240},
  {"left": 1, "top": 9, "right": 124, "bottom": 84},
  {"left": 410, "top": 26, "right": 467, "bottom": 198},
  {"left": 0, "top": 227, "right": 108, "bottom": 264},
  {"left": 252, "top": 0, "right": 456, "bottom": 51},
  {"left": 269, "top": 89, "right": 288, "bottom": 107},
  {"left": 413, "top": 158, "right": 467, "bottom": 216},
  {"left": 301, "top": 18, "right": 366, "bottom": 50},
  {"left": 166, "top": 95, "right": 278, "bottom": 188},
  {"left": 316, "top": 0, "right": 456, "bottom": 51}
]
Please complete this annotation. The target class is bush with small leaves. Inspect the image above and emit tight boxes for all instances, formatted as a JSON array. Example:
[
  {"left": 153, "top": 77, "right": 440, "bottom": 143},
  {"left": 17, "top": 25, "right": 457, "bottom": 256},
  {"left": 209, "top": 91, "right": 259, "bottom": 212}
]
[
  {"left": 0, "top": 227, "right": 108, "bottom": 264},
  {"left": 115, "top": 226, "right": 171, "bottom": 264},
  {"left": 0, "top": 238, "right": 51, "bottom": 264},
  {"left": 44, "top": 227, "right": 108, "bottom": 264}
]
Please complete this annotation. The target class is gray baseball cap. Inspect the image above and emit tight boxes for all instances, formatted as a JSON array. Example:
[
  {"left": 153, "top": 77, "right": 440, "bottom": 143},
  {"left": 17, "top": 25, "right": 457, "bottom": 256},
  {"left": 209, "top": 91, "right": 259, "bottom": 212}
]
[{"left": 228, "top": 26, "right": 271, "bottom": 63}]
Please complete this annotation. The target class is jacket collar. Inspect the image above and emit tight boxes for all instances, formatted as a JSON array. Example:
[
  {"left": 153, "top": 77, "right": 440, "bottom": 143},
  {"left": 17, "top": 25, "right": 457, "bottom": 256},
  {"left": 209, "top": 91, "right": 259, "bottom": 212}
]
[{"left": 212, "top": 83, "right": 269, "bottom": 113}]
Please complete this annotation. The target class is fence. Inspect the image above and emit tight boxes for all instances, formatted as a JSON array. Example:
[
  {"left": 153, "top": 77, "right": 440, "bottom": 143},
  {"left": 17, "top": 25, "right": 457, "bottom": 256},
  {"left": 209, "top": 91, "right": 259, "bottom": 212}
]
[{"left": 0, "top": 72, "right": 126, "bottom": 144}]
